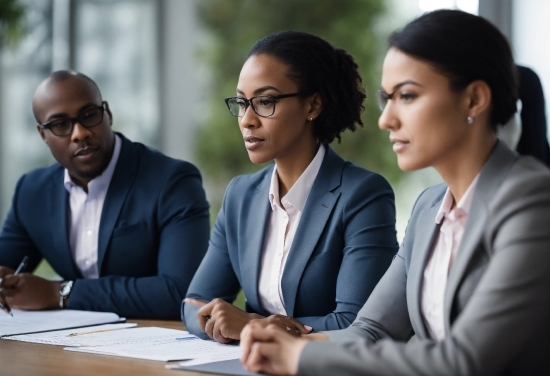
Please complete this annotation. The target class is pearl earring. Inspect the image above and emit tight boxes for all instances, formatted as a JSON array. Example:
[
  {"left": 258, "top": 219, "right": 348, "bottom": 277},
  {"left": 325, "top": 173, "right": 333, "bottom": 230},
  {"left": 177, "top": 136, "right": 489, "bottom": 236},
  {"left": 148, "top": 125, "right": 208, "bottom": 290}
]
[
  {"left": 467, "top": 116, "right": 474, "bottom": 124},
  {"left": 309, "top": 117, "right": 313, "bottom": 121}
]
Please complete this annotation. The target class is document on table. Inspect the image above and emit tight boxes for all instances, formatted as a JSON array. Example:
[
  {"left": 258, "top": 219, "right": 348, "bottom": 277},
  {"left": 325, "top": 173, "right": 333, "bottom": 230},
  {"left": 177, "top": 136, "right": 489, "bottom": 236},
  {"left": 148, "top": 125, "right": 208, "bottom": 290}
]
[
  {"left": 64, "top": 327, "right": 242, "bottom": 362},
  {"left": 4, "top": 323, "right": 137, "bottom": 346},
  {"left": 0, "top": 309, "right": 123, "bottom": 337}
]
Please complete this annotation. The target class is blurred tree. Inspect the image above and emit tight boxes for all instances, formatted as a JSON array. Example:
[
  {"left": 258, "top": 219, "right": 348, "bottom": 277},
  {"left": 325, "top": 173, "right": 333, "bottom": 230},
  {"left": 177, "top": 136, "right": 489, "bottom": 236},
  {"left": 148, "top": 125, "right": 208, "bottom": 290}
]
[
  {"left": 195, "top": 0, "right": 403, "bottom": 208},
  {"left": 0, "top": 0, "right": 26, "bottom": 47}
]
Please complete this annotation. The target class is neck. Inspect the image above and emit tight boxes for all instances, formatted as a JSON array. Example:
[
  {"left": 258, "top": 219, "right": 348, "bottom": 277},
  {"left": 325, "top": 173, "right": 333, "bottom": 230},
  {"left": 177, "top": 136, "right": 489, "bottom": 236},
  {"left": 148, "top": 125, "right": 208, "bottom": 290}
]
[
  {"left": 435, "top": 132, "right": 497, "bottom": 204},
  {"left": 275, "top": 140, "right": 320, "bottom": 199}
]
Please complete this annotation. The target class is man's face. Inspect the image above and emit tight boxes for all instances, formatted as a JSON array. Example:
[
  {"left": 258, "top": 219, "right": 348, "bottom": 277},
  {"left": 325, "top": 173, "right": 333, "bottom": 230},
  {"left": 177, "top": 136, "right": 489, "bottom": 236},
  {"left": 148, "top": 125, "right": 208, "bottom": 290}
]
[{"left": 34, "top": 77, "right": 115, "bottom": 188}]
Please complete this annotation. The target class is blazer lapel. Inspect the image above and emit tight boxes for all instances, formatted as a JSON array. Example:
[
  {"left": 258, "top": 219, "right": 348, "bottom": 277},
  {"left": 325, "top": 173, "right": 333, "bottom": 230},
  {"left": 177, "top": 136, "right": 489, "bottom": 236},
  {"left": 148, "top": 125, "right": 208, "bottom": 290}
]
[
  {"left": 240, "top": 170, "right": 272, "bottom": 313},
  {"left": 281, "top": 147, "right": 342, "bottom": 316},
  {"left": 443, "top": 141, "right": 518, "bottom": 331},
  {"left": 406, "top": 200, "right": 442, "bottom": 339},
  {"left": 48, "top": 168, "right": 81, "bottom": 277},
  {"left": 97, "top": 134, "right": 138, "bottom": 274}
]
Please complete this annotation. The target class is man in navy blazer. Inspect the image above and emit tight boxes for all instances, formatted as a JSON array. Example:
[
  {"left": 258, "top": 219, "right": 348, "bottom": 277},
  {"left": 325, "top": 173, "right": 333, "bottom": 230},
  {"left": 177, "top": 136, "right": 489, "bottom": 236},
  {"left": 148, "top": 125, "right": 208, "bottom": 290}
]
[{"left": 0, "top": 70, "right": 209, "bottom": 319}]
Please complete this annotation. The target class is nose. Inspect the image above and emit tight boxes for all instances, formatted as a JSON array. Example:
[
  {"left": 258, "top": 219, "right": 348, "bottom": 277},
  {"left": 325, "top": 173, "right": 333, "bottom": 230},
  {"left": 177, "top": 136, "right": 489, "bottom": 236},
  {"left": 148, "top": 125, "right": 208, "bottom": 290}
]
[
  {"left": 239, "top": 103, "right": 261, "bottom": 130},
  {"left": 71, "top": 121, "right": 92, "bottom": 142},
  {"left": 378, "top": 102, "right": 398, "bottom": 131}
]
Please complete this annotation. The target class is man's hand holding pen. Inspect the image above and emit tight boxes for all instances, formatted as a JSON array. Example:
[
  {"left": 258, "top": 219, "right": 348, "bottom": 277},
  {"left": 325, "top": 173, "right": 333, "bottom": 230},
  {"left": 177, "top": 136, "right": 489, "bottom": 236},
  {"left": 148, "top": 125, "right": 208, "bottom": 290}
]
[{"left": 0, "top": 256, "right": 62, "bottom": 313}]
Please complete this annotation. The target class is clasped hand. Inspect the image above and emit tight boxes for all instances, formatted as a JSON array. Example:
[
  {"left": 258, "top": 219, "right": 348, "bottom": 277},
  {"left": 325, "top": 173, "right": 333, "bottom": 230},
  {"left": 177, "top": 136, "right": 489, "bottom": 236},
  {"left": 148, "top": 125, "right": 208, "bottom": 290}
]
[
  {"left": 240, "top": 321, "right": 310, "bottom": 375},
  {"left": 0, "top": 266, "right": 60, "bottom": 312},
  {"left": 184, "top": 298, "right": 312, "bottom": 344}
]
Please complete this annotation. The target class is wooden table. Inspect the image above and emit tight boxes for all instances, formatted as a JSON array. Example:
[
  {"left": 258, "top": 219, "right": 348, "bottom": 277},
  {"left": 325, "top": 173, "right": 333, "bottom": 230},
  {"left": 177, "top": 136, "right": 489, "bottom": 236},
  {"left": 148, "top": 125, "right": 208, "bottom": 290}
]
[{"left": 0, "top": 319, "right": 213, "bottom": 376}]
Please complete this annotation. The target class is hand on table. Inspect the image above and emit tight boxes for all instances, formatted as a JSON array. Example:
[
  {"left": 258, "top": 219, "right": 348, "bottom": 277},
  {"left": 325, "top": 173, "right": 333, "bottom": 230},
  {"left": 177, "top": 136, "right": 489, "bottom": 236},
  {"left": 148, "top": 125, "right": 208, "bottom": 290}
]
[
  {"left": 240, "top": 321, "right": 310, "bottom": 375},
  {"left": 185, "top": 298, "right": 313, "bottom": 344},
  {"left": 0, "top": 273, "right": 61, "bottom": 310},
  {"left": 185, "top": 297, "right": 264, "bottom": 343}
]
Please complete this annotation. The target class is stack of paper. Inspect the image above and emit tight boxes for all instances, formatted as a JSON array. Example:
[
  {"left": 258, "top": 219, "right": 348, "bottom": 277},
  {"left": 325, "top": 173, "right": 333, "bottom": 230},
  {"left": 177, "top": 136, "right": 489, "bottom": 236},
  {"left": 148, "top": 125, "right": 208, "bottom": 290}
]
[
  {"left": 63, "top": 327, "right": 242, "bottom": 362},
  {"left": 0, "top": 309, "right": 123, "bottom": 337}
]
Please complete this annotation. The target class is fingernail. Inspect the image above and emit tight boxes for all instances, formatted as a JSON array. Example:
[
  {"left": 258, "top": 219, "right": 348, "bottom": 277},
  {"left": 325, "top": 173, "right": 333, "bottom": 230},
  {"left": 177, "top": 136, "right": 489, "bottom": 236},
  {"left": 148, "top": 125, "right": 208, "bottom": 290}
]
[{"left": 305, "top": 325, "right": 313, "bottom": 332}]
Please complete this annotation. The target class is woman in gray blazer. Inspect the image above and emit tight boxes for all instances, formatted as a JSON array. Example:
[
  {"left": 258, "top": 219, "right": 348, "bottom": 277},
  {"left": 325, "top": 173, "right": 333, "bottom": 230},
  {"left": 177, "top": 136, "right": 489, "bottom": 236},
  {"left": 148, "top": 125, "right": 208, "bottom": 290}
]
[
  {"left": 241, "top": 10, "right": 550, "bottom": 376},
  {"left": 182, "top": 31, "right": 398, "bottom": 343}
]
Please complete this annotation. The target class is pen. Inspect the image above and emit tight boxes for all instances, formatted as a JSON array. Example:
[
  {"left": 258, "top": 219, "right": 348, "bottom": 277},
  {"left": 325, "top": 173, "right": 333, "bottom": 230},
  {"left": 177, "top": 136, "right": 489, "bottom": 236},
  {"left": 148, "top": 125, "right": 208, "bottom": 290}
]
[
  {"left": 68, "top": 327, "right": 127, "bottom": 337},
  {"left": 14, "top": 256, "right": 29, "bottom": 275},
  {"left": 2, "top": 256, "right": 29, "bottom": 317}
]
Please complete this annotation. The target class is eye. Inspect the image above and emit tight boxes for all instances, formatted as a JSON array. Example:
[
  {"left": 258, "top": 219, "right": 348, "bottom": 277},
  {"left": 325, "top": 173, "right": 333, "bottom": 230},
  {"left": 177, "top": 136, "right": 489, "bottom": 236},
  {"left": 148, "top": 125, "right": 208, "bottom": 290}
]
[
  {"left": 81, "top": 108, "right": 102, "bottom": 123},
  {"left": 256, "top": 97, "right": 275, "bottom": 108},
  {"left": 399, "top": 92, "right": 417, "bottom": 102},
  {"left": 235, "top": 98, "right": 247, "bottom": 109},
  {"left": 49, "top": 119, "right": 72, "bottom": 131}
]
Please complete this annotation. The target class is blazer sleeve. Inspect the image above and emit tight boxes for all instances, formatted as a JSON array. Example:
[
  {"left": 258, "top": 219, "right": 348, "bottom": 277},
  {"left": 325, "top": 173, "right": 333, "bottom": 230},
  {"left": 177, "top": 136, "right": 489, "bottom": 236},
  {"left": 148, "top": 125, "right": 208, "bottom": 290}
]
[
  {"left": 69, "top": 163, "right": 210, "bottom": 319},
  {"left": 0, "top": 174, "right": 44, "bottom": 272},
  {"left": 295, "top": 173, "right": 398, "bottom": 331},
  {"left": 182, "top": 178, "right": 242, "bottom": 338},
  {"left": 298, "top": 166, "right": 550, "bottom": 376}
]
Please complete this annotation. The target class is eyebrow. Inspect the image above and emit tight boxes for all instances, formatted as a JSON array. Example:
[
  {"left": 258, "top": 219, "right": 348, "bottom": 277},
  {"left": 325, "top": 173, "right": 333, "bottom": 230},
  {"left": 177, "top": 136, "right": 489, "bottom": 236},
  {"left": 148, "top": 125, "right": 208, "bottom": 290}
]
[
  {"left": 46, "top": 103, "right": 100, "bottom": 120},
  {"left": 385, "top": 80, "right": 423, "bottom": 93},
  {"left": 236, "top": 86, "right": 282, "bottom": 96}
]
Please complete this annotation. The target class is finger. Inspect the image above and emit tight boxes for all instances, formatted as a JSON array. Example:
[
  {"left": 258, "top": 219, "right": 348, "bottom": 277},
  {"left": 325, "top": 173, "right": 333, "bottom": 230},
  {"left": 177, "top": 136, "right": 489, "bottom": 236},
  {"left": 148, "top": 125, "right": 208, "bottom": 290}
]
[
  {"left": 270, "top": 315, "right": 312, "bottom": 335},
  {"left": 183, "top": 298, "right": 207, "bottom": 307},
  {"left": 211, "top": 318, "right": 233, "bottom": 344},
  {"left": 197, "top": 302, "right": 214, "bottom": 331},
  {"left": 244, "top": 342, "right": 282, "bottom": 375},
  {"left": 284, "top": 317, "right": 312, "bottom": 334},
  {"left": 240, "top": 323, "right": 255, "bottom": 364},
  {"left": 0, "top": 274, "right": 22, "bottom": 288},
  {"left": 0, "top": 267, "right": 15, "bottom": 279}
]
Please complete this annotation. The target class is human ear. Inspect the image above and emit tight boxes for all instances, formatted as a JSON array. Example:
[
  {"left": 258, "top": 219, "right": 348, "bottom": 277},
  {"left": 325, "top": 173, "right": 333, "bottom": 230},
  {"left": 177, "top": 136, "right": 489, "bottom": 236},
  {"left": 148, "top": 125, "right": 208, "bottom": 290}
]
[
  {"left": 306, "top": 93, "right": 323, "bottom": 121},
  {"left": 104, "top": 102, "right": 113, "bottom": 126},
  {"left": 464, "top": 80, "right": 491, "bottom": 120}
]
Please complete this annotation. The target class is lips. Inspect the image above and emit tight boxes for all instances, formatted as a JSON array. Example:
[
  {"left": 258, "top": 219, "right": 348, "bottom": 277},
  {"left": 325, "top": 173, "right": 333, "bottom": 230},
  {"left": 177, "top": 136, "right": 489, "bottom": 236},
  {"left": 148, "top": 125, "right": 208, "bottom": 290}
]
[
  {"left": 389, "top": 137, "right": 409, "bottom": 153},
  {"left": 244, "top": 136, "right": 265, "bottom": 143},
  {"left": 244, "top": 136, "right": 265, "bottom": 151},
  {"left": 73, "top": 145, "right": 99, "bottom": 158}
]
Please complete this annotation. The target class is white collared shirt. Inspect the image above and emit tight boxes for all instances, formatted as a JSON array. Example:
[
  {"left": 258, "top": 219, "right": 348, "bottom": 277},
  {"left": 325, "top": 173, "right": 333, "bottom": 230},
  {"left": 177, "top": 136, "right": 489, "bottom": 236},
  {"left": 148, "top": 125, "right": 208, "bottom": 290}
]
[
  {"left": 421, "top": 174, "right": 479, "bottom": 341},
  {"left": 64, "top": 134, "right": 121, "bottom": 279},
  {"left": 258, "top": 145, "right": 326, "bottom": 315}
]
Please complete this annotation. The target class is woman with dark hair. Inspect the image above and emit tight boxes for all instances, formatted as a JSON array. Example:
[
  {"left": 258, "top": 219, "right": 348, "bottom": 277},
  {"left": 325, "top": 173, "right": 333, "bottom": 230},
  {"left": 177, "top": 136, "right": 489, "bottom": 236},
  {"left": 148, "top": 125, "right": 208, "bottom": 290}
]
[
  {"left": 240, "top": 10, "right": 550, "bottom": 376},
  {"left": 182, "top": 31, "right": 398, "bottom": 343}
]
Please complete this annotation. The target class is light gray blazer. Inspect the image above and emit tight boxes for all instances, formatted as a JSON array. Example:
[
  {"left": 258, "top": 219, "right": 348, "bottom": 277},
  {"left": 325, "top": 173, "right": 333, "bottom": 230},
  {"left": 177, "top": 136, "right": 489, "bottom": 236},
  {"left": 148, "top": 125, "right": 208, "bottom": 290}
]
[{"left": 299, "top": 141, "right": 550, "bottom": 376}]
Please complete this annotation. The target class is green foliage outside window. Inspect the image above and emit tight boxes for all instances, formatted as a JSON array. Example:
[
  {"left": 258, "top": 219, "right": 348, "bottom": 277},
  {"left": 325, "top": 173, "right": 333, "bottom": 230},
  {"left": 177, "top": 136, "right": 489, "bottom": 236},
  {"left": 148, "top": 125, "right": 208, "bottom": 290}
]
[
  {"left": 0, "top": 0, "right": 25, "bottom": 47},
  {"left": 195, "top": 0, "right": 404, "bottom": 210}
]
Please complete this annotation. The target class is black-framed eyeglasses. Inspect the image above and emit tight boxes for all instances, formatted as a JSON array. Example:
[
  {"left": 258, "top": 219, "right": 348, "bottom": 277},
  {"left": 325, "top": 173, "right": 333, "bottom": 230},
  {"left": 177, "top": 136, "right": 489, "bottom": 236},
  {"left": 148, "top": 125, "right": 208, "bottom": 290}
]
[
  {"left": 224, "top": 92, "right": 310, "bottom": 118},
  {"left": 38, "top": 101, "right": 108, "bottom": 137},
  {"left": 375, "top": 89, "right": 398, "bottom": 111}
]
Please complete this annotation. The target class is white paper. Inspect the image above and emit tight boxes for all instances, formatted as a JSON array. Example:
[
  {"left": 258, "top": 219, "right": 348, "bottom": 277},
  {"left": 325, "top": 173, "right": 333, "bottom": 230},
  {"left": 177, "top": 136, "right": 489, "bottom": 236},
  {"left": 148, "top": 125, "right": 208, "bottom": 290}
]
[
  {"left": 65, "top": 327, "right": 241, "bottom": 362},
  {"left": 0, "top": 309, "right": 122, "bottom": 337},
  {"left": 4, "top": 323, "right": 137, "bottom": 346}
]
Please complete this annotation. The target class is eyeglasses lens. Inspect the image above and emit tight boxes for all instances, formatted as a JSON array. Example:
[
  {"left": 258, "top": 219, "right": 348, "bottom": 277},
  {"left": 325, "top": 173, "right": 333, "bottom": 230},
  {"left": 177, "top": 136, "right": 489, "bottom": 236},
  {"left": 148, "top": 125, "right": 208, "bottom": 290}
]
[{"left": 375, "top": 90, "right": 388, "bottom": 111}]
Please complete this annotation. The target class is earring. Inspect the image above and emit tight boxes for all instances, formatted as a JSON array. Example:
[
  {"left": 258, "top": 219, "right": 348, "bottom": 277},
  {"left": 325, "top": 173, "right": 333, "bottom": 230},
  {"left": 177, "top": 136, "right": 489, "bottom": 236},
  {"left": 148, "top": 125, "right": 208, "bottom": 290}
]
[
  {"left": 467, "top": 116, "right": 474, "bottom": 124},
  {"left": 309, "top": 117, "right": 313, "bottom": 121}
]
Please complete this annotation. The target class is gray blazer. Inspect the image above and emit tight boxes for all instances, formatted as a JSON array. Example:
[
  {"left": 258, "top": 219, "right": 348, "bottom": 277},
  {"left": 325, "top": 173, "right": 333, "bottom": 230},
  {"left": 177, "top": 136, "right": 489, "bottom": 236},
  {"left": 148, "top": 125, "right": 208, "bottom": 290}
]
[{"left": 299, "top": 141, "right": 550, "bottom": 376}]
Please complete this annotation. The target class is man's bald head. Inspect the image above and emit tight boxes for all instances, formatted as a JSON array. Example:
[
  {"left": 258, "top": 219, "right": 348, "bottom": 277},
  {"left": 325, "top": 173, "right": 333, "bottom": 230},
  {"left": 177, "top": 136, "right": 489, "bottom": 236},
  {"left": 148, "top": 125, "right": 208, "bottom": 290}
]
[{"left": 32, "top": 70, "right": 102, "bottom": 123}]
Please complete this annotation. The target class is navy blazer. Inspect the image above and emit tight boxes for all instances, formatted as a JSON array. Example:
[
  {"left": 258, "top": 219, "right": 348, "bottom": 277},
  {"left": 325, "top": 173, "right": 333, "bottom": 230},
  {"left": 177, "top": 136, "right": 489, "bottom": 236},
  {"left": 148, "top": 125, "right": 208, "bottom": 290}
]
[
  {"left": 183, "top": 147, "right": 398, "bottom": 337},
  {"left": 0, "top": 133, "right": 210, "bottom": 319}
]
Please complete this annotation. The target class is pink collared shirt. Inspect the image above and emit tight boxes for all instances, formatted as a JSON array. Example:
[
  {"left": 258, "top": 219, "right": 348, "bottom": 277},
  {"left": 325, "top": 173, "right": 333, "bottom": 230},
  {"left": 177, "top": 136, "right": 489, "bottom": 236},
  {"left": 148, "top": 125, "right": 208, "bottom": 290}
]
[
  {"left": 421, "top": 174, "right": 479, "bottom": 341},
  {"left": 258, "top": 145, "right": 326, "bottom": 315},
  {"left": 64, "top": 135, "right": 121, "bottom": 279}
]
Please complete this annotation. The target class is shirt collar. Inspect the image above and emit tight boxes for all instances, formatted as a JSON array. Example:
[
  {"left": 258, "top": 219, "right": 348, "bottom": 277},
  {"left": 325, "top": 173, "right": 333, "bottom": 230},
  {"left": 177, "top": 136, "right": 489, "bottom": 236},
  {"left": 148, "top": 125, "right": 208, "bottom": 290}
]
[
  {"left": 64, "top": 134, "right": 122, "bottom": 195},
  {"left": 268, "top": 144, "right": 326, "bottom": 212},
  {"left": 435, "top": 174, "right": 480, "bottom": 224}
]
